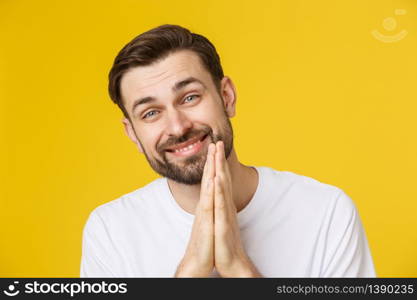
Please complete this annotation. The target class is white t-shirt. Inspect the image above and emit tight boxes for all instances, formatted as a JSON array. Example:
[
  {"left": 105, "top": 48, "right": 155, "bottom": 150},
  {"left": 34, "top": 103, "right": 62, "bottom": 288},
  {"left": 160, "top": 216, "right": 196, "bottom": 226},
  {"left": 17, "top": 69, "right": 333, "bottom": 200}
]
[{"left": 80, "top": 166, "right": 376, "bottom": 277}]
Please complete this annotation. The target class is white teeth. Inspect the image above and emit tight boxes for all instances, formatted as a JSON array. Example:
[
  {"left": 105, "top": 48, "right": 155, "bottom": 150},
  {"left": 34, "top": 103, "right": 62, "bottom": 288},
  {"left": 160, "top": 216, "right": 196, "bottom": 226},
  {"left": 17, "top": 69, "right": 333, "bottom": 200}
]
[{"left": 173, "top": 141, "right": 199, "bottom": 153}]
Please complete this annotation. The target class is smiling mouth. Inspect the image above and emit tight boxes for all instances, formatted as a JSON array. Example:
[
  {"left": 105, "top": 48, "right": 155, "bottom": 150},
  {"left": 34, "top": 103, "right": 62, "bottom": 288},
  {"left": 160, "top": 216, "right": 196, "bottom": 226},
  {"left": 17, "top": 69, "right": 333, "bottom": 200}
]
[{"left": 165, "top": 134, "right": 209, "bottom": 155}]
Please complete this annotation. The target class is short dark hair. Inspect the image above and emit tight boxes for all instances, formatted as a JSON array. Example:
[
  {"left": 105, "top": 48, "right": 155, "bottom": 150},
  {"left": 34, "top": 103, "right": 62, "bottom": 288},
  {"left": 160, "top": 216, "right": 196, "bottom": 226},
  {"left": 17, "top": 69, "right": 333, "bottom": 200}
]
[{"left": 108, "top": 24, "right": 224, "bottom": 119}]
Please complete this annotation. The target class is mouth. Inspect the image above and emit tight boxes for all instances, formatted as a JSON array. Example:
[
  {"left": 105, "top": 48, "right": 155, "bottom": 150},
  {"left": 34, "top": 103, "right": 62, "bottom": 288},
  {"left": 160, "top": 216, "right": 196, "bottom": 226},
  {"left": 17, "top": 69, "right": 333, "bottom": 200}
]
[{"left": 165, "top": 133, "right": 209, "bottom": 158}]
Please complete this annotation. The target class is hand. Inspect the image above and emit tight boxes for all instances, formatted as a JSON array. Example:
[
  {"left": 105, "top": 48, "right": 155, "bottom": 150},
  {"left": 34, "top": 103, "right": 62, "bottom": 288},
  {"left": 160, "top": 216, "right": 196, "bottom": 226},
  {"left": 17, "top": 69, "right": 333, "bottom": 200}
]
[
  {"left": 175, "top": 141, "right": 262, "bottom": 277},
  {"left": 174, "top": 143, "right": 216, "bottom": 277},
  {"left": 213, "top": 141, "right": 262, "bottom": 277}
]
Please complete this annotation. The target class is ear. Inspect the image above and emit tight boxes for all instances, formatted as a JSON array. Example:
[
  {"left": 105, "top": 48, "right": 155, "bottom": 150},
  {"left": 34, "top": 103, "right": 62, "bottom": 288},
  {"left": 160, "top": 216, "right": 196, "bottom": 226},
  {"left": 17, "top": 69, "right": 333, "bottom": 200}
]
[
  {"left": 220, "top": 76, "right": 237, "bottom": 118},
  {"left": 122, "top": 118, "right": 144, "bottom": 153}
]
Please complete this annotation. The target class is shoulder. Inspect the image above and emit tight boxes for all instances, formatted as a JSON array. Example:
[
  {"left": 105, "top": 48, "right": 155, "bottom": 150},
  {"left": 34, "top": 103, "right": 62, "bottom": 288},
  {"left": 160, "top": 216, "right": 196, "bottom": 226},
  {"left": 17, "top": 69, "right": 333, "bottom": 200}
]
[
  {"left": 83, "top": 177, "right": 166, "bottom": 230},
  {"left": 257, "top": 166, "right": 355, "bottom": 215},
  {"left": 259, "top": 166, "right": 344, "bottom": 197}
]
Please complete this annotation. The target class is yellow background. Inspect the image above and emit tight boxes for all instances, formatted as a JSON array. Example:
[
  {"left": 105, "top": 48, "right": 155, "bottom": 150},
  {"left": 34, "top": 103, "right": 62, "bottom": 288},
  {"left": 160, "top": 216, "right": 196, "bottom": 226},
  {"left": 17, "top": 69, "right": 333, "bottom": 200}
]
[{"left": 1, "top": 0, "right": 416, "bottom": 277}]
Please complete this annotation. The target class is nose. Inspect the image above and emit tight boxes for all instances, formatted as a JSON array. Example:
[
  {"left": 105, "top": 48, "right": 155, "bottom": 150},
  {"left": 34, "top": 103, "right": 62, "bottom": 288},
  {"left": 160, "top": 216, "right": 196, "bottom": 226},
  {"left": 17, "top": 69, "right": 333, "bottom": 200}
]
[{"left": 165, "top": 108, "right": 193, "bottom": 137}]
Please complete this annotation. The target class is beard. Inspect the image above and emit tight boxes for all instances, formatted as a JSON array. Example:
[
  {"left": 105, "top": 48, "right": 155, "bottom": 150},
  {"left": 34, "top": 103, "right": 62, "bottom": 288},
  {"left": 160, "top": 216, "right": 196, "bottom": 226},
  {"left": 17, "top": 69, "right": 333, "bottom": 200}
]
[{"left": 136, "top": 109, "right": 234, "bottom": 185}]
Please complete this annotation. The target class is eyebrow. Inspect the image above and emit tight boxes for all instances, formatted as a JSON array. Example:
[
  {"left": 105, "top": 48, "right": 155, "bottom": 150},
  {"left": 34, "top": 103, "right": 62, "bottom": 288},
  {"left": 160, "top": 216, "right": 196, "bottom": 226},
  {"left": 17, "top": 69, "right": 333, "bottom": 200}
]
[{"left": 130, "top": 77, "right": 206, "bottom": 114}]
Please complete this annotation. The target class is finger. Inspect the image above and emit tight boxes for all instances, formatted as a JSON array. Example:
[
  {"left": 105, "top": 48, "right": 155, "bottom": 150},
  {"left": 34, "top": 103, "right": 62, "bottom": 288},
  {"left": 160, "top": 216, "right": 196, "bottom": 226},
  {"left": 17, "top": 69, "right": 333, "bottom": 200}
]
[
  {"left": 198, "top": 143, "right": 215, "bottom": 205},
  {"left": 193, "top": 177, "right": 214, "bottom": 247},
  {"left": 214, "top": 175, "right": 228, "bottom": 229},
  {"left": 215, "top": 140, "right": 224, "bottom": 162},
  {"left": 215, "top": 141, "right": 225, "bottom": 180},
  {"left": 216, "top": 141, "right": 232, "bottom": 182},
  {"left": 193, "top": 156, "right": 215, "bottom": 253},
  {"left": 215, "top": 141, "right": 234, "bottom": 209},
  {"left": 196, "top": 143, "right": 216, "bottom": 215},
  {"left": 202, "top": 143, "right": 216, "bottom": 188}
]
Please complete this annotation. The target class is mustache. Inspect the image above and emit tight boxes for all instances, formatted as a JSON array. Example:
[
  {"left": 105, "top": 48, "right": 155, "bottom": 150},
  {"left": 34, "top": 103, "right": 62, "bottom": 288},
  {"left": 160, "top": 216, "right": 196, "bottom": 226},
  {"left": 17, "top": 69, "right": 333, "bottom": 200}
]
[{"left": 157, "top": 127, "right": 213, "bottom": 153}]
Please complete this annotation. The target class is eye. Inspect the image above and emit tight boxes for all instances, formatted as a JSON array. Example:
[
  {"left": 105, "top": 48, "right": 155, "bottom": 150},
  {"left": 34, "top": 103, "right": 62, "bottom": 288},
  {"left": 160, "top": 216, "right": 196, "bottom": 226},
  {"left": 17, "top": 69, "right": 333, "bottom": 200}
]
[
  {"left": 143, "top": 110, "right": 159, "bottom": 119},
  {"left": 183, "top": 94, "right": 199, "bottom": 103}
]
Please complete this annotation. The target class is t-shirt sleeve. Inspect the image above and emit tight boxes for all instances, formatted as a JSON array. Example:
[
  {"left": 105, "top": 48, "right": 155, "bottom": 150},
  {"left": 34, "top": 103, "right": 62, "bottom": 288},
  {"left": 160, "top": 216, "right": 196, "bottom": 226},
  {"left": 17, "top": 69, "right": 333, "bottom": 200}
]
[
  {"left": 320, "top": 190, "right": 376, "bottom": 277},
  {"left": 80, "top": 209, "right": 121, "bottom": 277}
]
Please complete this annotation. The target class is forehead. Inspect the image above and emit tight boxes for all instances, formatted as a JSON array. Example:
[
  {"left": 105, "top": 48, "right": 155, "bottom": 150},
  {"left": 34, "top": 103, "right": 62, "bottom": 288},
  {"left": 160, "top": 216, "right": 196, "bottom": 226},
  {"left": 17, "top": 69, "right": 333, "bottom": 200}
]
[{"left": 120, "top": 50, "right": 212, "bottom": 108}]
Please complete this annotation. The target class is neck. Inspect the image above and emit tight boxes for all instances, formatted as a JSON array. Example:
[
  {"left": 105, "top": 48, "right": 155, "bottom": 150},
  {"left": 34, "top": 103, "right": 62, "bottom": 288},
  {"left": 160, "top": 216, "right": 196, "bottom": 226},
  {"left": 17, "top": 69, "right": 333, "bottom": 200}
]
[{"left": 167, "top": 148, "right": 258, "bottom": 215}]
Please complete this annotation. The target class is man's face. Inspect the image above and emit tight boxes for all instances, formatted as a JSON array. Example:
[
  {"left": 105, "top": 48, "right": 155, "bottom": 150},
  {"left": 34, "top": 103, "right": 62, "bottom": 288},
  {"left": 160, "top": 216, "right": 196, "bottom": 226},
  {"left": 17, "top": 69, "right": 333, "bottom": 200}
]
[{"left": 120, "top": 50, "right": 236, "bottom": 185}]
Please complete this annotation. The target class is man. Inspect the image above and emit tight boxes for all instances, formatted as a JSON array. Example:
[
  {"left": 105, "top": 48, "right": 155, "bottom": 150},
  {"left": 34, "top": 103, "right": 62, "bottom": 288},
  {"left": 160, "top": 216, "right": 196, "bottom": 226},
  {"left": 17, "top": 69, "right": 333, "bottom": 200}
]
[{"left": 80, "top": 24, "right": 376, "bottom": 277}]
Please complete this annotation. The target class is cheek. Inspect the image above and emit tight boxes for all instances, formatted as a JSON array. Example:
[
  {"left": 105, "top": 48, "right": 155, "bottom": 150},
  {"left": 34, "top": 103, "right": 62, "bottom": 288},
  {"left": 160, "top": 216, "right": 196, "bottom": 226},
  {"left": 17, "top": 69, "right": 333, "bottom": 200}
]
[
  {"left": 137, "top": 128, "right": 162, "bottom": 154},
  {"left": 193, "top": 100, "right": 225, "bottom": 123}
]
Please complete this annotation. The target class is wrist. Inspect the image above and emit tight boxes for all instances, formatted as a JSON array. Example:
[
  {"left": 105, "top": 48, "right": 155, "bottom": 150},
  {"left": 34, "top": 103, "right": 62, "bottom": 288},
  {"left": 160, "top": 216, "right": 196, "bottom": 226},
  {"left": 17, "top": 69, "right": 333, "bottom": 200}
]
[
  {"left": 235, "top": 263, "right": 262, "bottom": 277},
  {"left": 174, "top": 258, "right": 213, "bottom": 277},
  {"left": 219, "top": 257, "right": 262, "bottom": 278}
]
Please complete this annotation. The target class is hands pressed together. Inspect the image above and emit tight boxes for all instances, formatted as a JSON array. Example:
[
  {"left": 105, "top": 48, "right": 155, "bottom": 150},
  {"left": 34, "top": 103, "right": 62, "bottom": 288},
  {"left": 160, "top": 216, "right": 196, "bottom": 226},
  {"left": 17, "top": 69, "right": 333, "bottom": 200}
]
[{"left": 175, "top": 141, "right": 262, "bottom": 278}]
